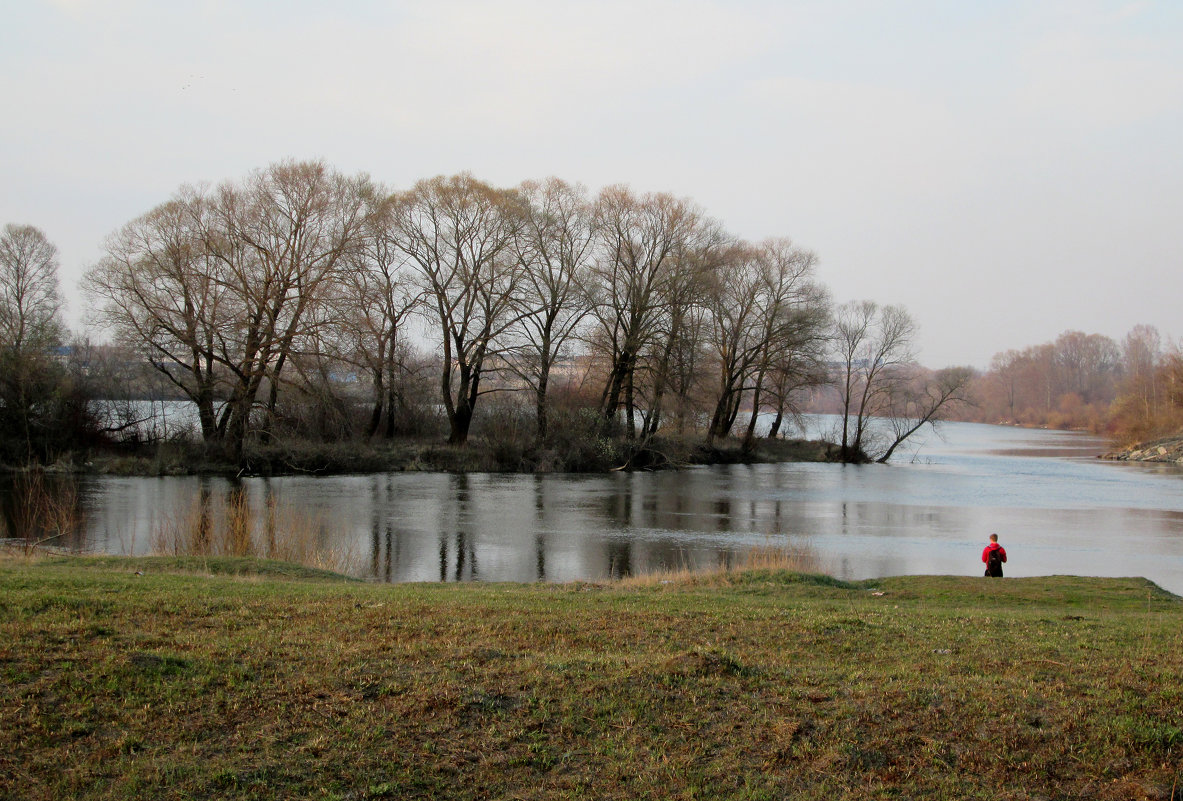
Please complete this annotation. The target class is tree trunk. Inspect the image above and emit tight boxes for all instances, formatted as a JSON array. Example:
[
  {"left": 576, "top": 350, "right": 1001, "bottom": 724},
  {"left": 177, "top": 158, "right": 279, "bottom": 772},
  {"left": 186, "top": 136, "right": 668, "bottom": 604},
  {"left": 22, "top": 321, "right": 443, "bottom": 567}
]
[
  {"left": 447, "top": 363, "right": 480, "bottom": 446},
  {"left": 723, "top": 391, "right": 743, "bottom": 437},
  {"left": 707, "top": 393, "right": 731, "bottom": 442},
  {"left": 384, "top": 385, "right": 397, "bottom": 439},
  {"left": 368, "top": 367, "right": 384, "bottom": 438},
  {"left": 535, "top": 370, "right": 550, "bottom": 443},
  {"left": 743, "top": 381, "right": 763, "bottom": 448},
  {"left": 195, "top": 384, "right": 218, "bottom": 442},
  {"left": 260, "top": 353, "right": 286, "bottom": 445},
  {"left": 601, "top": 348, "right": 633, "bottom": 429},
  {"left": 224, "top": 372, "right": 264, "bottom": 465},
  {"left": 448, "top": 403, "right": 473, "bottom": 445},
  {"left": 767, "top": 410, "right": 783, "bottom": 439},
  {"left": 624, "top": 363, "right": 636, "bottom": 441}
]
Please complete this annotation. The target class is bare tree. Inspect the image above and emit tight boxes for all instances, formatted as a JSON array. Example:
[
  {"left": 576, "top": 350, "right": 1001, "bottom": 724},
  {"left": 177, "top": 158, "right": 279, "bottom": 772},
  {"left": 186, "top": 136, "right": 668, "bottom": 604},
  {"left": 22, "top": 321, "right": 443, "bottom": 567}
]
[
  {"left": 211, "top": 161, "right": 376, "bottom": 457},
  {"left": 1, "top": 224, "right": 68, "bottom": 461},
  {"left": 702, "top": 238, "right": 827, "bottom": 445},
  {"left": 87, "top": 189, "right": 227, "bottom": 440},
  {"left": 833, "top": 300, "right": 917, "bottom": 462},
  {"left": 1121, "top": 325, "right": 1162, "bottom": 422},
  {"left": 589, "top": 186, "right": 706, "bottom": 439},
  {"left": 511, "top": 178, "right": 596, "bottom": 442},
  {"left": 876, "top": 366, "right": 975, "bottom": 462},
  {"left": 1052, "top": 330, "right": 1120, "bottom": 406},
  {"left": 703, "top": 243, "right": 764, "bottom": 441},
  {"left": 391, "top": 174, "right": 527, "bottom": 445},
  {"left": 762, "top": 338, "right": 831, "bottom": 440},
  {"left": 639, "top": 219, "right": 726, "bottom": 438},
  {"left": 0, "top": 224, "right": 63, "bottom": 353},
  {"left": 989, "top": 349, "right": 1024, "bottom": 422},
  {"left": 332, "top": 193, "right": 424, "bottom": 438},
  {"left": 745, "top": 241, "right": 830, "bottom": 444},
  {"left": 88, "top": 161, "right": 376, "bottom": 461}
]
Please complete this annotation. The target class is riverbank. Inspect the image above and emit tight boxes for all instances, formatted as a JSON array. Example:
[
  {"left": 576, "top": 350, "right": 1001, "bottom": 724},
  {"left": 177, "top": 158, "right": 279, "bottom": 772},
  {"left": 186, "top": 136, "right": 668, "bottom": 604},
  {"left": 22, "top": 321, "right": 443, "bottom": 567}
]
[
  {"left": 46, "top": 435, "right": 840, "bottom": 478},
  {"left": 1101, "top": 434, "right": 1183, "bottom": 465},
  {"left": 2, "top": 555, "right": 1180, "bottom": 800}
]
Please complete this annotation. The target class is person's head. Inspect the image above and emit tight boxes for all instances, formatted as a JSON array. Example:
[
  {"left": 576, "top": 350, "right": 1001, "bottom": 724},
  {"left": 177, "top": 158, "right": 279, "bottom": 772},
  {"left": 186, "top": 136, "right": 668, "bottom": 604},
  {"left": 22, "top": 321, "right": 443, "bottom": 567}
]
[{"left": 989, "top": 533, "right": 998, "bottom": 543}]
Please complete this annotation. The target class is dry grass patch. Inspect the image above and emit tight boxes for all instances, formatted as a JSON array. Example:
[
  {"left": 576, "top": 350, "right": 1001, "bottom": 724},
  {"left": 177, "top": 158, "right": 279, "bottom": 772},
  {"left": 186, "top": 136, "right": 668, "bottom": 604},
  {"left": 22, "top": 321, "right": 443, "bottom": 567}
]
[{"left": 0, "top": 560, "right": 1180, "bottom": 800}]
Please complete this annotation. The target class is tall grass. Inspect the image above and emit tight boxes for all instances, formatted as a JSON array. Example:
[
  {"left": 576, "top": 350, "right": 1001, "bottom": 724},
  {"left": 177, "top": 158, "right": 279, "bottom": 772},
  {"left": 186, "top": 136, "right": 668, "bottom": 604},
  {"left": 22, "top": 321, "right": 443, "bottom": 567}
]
[{"left": 149, "top": 490, "right": 359, "bottom": 576}]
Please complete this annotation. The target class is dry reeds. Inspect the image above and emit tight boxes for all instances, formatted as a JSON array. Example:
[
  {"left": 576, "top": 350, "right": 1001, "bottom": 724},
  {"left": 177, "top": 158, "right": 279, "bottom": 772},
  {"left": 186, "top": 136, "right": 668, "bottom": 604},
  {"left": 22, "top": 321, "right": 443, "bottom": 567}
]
[
  {"left": 0, "top": 472, "right": 81, "bottom": 555},
  {"left": 618, "top": 541, "right": 827, "bottom": 588},
  {"left": 149, "top": 489, "right": 359, "bottom": 576}
]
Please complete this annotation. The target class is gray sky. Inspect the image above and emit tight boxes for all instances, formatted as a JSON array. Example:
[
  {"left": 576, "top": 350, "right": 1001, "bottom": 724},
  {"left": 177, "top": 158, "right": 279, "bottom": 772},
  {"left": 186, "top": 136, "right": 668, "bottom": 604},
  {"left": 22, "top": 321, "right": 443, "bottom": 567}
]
[{"left": 3, "top": 0, "right": 1180, "bottom": 368}]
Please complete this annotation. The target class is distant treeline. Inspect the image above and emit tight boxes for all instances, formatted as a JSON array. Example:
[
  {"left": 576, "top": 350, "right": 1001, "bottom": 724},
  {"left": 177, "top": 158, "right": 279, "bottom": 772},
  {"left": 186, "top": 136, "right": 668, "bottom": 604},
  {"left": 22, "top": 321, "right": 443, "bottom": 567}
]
[{"left": 959, "top": 327, "right": 1183, "bottom": 441}]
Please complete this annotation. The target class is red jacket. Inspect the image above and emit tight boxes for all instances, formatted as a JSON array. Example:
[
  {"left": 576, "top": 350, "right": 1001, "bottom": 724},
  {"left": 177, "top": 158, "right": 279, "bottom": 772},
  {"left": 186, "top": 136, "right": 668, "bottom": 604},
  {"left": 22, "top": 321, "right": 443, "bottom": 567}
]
[{"left": 982, "top": 543, "right": 1007, "bottom": 564}]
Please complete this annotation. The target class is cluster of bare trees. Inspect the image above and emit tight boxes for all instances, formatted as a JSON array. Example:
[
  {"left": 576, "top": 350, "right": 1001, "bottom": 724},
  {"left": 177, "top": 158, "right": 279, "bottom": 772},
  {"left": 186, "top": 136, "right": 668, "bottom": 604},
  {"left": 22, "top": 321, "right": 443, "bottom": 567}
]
[
  {"left": 586, "top": 187, "right": 834, "bottom": 450},
  {"left": 0, "top": 158, "right": 998, "bottom": 469},
  {"left": 9, "top": 161, "right": 1179, "bottom": 470},
  {"left": 83, "top": 161, "right": 847, "bottom": 461}
]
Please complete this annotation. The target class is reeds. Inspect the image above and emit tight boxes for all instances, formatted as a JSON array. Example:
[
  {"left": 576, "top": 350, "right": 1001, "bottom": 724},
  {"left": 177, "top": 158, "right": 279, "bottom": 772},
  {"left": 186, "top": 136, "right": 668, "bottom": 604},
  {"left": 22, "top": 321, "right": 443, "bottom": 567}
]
[
  {"left": 149, "top": 489, "right": 359, "bottom": 576},
  {"left": 618, "top": 541, "right": 827, "bottom": 588},
  {"left": 0, "top": 472, "right": 81, "bottom": 556}
]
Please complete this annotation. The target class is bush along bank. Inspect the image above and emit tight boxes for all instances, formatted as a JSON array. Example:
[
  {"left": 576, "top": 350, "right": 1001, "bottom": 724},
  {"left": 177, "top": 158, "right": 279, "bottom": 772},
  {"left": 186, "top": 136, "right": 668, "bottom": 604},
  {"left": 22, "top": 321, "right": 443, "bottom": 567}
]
[{"left": 76, "top": 434, "right": 842, "bottom": 477}]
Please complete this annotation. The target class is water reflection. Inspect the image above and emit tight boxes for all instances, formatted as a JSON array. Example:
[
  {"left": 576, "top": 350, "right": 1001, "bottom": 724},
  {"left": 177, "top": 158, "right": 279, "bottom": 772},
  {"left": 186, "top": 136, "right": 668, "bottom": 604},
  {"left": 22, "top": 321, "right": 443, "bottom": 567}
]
[{"left": 4, "top": 423, "right": 1183, "bottom": 593}]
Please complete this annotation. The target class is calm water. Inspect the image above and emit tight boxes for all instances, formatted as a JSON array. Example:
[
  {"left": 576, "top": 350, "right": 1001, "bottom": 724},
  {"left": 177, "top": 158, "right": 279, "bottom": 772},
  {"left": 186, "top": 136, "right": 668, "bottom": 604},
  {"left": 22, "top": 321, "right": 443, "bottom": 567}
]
[{"left": 8, "top": 421, "right": 1183, "bottom": 593}]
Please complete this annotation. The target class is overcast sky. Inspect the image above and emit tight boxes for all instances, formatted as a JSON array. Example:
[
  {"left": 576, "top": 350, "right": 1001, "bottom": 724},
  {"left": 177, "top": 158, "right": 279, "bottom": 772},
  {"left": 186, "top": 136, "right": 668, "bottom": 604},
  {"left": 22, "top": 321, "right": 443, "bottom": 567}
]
[{"left": 3, "top": 0, "right": 1180, "bottom": 368}]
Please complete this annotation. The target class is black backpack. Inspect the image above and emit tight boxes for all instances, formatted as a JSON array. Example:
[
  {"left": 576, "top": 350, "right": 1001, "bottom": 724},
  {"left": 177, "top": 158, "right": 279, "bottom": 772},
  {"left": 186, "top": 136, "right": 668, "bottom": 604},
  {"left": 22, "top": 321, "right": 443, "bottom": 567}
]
[{"left": 985, "top": 547, "right": 1003, "bottom": 577}]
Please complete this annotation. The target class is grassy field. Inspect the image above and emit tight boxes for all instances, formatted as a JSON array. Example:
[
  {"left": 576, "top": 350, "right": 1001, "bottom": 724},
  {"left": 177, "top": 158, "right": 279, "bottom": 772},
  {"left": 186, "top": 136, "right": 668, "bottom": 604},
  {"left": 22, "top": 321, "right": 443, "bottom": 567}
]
[{"left": 1, "top": 554, "right": 1181, "bottom": 800}]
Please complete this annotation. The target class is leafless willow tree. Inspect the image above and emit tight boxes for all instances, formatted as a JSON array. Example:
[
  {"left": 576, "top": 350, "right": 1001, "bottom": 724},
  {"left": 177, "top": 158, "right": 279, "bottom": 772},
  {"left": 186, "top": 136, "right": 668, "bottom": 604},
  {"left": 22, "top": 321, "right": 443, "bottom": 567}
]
[
  {"left": 87, "top": 160, "right": 377, "bottom": 461},
  {"left": 211, "top": 161, "right": 375, "bottom": 455},
  {"left": 391, "top": 174, "right": 527, "bottom": 445},
  {"left": 639, "top": 219, "right": 727, "bottom": 438},
  {"left": 762, "top": 340, "right": 831, "bottom": 440},
  {"left": 1052, "top": 330, "right": 1121, "bottom": 405},
  {"left": 1120, "top": 325, "right": 1163, "bottom": 423},
  {"left": 989, "top": 349, "right": 1024, "bottom": 422},
  {"left": 510, "top": 178, "right": 596, "bottom": 442},
  {"left": 833, "top": 300, "right": 917, "bottom": 462},
  {"left": 0, "top": 224, "right": 63, "bottom": 354},
  {"left": 703, "top": 243, "right": 765, "bottom": 441}
]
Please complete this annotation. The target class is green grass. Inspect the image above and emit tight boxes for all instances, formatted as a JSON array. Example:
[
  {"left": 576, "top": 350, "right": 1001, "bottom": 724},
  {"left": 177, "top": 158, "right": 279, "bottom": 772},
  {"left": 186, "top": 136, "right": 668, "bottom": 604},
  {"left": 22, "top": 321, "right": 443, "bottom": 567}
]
[{"left": 2, "top": 555, "right": 1181, "bottom": 800}]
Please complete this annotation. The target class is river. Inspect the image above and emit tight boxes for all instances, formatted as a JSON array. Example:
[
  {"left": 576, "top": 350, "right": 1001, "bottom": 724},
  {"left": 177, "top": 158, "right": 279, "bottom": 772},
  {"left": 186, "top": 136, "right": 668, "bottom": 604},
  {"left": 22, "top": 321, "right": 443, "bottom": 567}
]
[{"left": 5, "top": 420, "right": 1183, "bottom": 593}]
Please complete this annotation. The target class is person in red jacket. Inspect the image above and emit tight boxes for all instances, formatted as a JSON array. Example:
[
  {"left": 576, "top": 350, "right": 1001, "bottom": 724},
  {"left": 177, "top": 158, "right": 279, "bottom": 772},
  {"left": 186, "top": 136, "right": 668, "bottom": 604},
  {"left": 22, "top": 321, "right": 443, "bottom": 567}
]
[{"left": 982, "top": 533, "right": 1007, "bottom": 577}]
